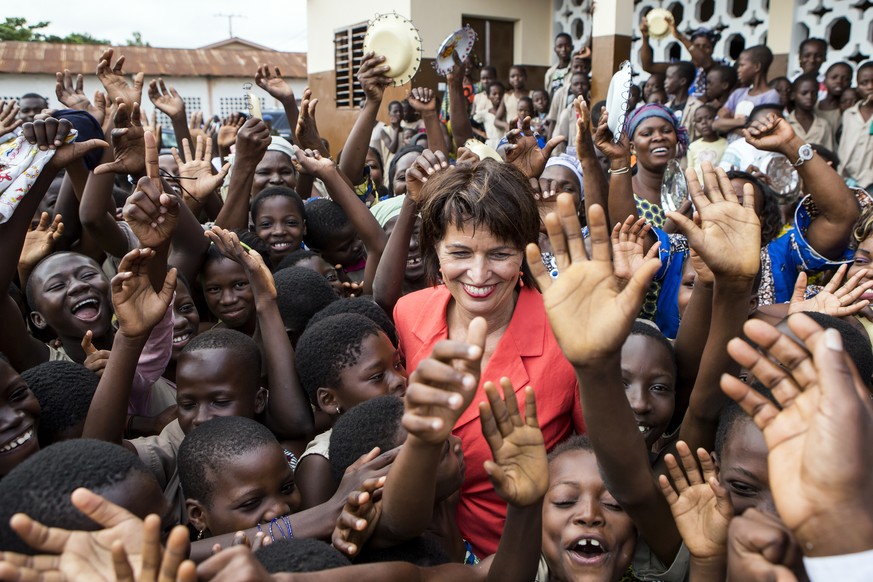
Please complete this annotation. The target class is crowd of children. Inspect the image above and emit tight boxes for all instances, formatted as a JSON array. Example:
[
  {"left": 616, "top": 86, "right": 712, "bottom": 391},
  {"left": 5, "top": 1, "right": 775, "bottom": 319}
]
[{"left": 0, "top": 12, "right": 871, "bottom": 582}]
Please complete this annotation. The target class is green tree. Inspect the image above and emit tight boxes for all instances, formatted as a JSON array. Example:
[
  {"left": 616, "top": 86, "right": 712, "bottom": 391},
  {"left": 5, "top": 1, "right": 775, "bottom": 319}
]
[
  {"left": 0, "top": 17, "right": 110, "bottom": 44},
  {"left": 0, "top": 17, "right": 50, "bottom": 41},
  {"left": 126, "top": 32, "right": 150, "bottom": 47}
]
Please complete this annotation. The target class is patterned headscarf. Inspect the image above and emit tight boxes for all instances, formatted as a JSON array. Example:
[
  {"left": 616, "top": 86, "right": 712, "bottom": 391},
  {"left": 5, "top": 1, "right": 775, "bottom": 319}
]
[
  {"left": 627, "top": 103, "right": 689, "bottom": 158},
  {"left": 690, "top": 27, "right": 721, "bottom": 46}
]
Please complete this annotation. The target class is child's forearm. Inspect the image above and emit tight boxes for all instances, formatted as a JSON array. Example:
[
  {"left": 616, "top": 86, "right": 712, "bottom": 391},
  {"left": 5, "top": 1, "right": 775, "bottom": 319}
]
[
  {"left": 80, "top": 165, "right": 130, "bottom": 258},
  {"left": 339, "top": 100, "right": 381, "bottom": 186},
  {"left": 421, "top": 111, "right": 449, "bottom": 158},
  {"left": 672, "top": 280, "right": 714, "bottom": 428},
  {"left": 689, "top": 555, "right": 727, "bottom": 582},
  {"left": 574, "top": 356, "right": 682, "bottom": 565},
  {"left": 486, "top": 500, "right": 543, "bottom": 582},
  {"left": 679, "top": 281, "right": 751, "bottom": 451},
  {"left": 373, "top": 196, "right": 417, "bottom": 315},
  {"left": 82, "top": 332, "right": 148, "bottom": 444},
  {"left": 712, "top": 116, "right": 744, "bottom": 133},
  {"left": 376, "top": 437, "right": 441, "bottom": 543},
  {"left": 255, "top": 296, "right": 314, "bottom": 440},
  {"left": 577, "top": 130, "right": 608, "bottom": 221},
  {"left": 168, "top": 111, "right": 191, "bottom": 162},
  {"left": 168, "top": 201, "right": 210, "bottom": 285},
  {"left": 320, "top": 169, "right": 387, "bottom": 255},
  {"left": 448, "top": 77, "right": 474, "bottom": 150},
  {"left": 215, "top": 158, "right": 257, "bottom": 230}
]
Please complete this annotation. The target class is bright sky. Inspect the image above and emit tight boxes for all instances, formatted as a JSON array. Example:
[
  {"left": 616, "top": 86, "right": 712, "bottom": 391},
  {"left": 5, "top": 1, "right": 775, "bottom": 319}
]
[{"left": 9, "top": 0, "right": 308, "bottom": 52}]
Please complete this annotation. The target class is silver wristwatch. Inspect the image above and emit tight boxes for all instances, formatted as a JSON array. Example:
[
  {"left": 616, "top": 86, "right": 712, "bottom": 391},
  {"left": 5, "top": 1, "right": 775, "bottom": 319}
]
[{"left": 792, "top": 143, "right": 814, "bottom": 168}]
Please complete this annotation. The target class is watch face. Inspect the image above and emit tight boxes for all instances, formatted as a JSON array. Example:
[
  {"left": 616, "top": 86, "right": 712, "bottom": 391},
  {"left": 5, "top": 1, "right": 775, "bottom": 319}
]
[{"left": 799, "top": 144, "right": 814, "bottom": 160}]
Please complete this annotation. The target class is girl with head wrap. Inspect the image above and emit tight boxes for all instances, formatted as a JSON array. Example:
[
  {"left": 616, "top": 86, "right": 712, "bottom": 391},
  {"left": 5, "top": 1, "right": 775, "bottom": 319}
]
[{"left": 626, "top": 103, "right": 688, "bottom": 228}]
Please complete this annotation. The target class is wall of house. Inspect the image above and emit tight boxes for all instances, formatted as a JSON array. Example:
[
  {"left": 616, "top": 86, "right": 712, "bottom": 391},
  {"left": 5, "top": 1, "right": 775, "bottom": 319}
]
[{"left": 0, "top": 74, "right": 305, "bottom": 124}]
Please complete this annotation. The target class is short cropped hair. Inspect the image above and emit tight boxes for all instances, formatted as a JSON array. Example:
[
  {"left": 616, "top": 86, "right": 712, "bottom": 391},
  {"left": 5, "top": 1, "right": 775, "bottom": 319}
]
[
  {"left": 307, "top": 297, "right": 397, "bottom": 347},
  {"left": 548, "top": 434, "right": 593, "bottom": 461},
  {"left": 328, "top": 395, "right": 404, "bottom": 484},
  {"left": 418, "top": 159, "right": 540, "bottom": 286},
  {"left": 296, "top": 314, "right": 384, "bottom": 407},
  {"left": 630, "top": 320, "right": 676, "bottom": 375},
  {"left": 181, "top": 329, "right": 262, "bottom": 387},
  {"left": 21, "top": 361, "right": 98, "bottom": 445},
  {"left": 276, "top": 249, "right": 319, "bottom": 271},
  {"left": 178, "top": 416, "right": 278, "bottom": 506},
  {"left": 273, "top": 266, "right": 338, "bottom": 336},
  {"left": 799, "top": 37, "right": 827, "bottom": 54},
  {"left": 668, "top": 61, "right": 697, "bottom": 88},
  {"left": 303, "top": 199, "right": 349, "bottom": 251},
  {"left": 743, "top": 45, "right": 774, "bottom": 73},
  {"left": 792, "top": 73, "right": 819, "bottom": 92},
  {"left": 0, "top": 440, "right": 151, "bottom": 554}
]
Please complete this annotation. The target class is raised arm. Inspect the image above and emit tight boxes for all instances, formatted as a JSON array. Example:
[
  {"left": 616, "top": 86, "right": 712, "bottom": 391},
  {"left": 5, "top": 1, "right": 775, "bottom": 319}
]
[
  {"left": 0, "top": 119, "right": 107, "bottom": 371},
  {"left": 447, "top": 65, "right": 474, "bottom": 151},
  {"left": 214, "top": 117, "right": 271, "bottom": 230},
  {"left": 670, "top": 164, "right": 761, "bottom": 451},
  {"left": 407, "top": 87, "right": 450, "bottom": 157},
  {"left": 81, "top": 247, "right": 176, "bottom": 446},
  {"left": 526, "top": 197, "right": 681, "bottom": 565},
  {"left": 294, "top": 149, "right": 388, "bottom": 293},
  {"left": 594, "top": 111, "right": 635, "bottom": 234},
  {"left": 338, "top": 53, "right": 393, "bottom": 187},
  {"left": 573, "top": 96, "right": 609, "bottom": 220},
  {"left": 147, "top": 79, "right": 190, "bottom": 159},
  {"left": 639, "top": 18, "right": 670, "bottom": 75},
  {"left": 255, "top": 64, "right": 301, "bottom": 145},
  {"left": 205, "top": 226, "right": 313, "bottom": 440},
  {"left": 745, "top": 113, "right": 860, "bottom": 259},
  {"left": 375, "top": 320, "right": 485, "bottom": 543}
]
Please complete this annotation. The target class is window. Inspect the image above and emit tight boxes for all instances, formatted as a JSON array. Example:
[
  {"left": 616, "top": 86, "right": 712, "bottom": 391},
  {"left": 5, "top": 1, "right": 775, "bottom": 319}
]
[
  {"left": 155, "top": 97, "right": 203, "bottom": 126},
  {"left": 219, "top": 96, "right": 265, "bottom": 118},
  {"left": 335, "top": 23, "right": 367, "bottom": 109}
]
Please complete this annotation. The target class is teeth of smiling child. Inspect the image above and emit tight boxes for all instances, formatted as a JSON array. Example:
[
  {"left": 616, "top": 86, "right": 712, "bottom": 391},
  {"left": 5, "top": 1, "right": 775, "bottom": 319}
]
[
  {"left": 173, "top": 333, "right": 191, "bottom": 344},
  {"left": 0, "top": 429, "right": 33, "bottom": 453}
]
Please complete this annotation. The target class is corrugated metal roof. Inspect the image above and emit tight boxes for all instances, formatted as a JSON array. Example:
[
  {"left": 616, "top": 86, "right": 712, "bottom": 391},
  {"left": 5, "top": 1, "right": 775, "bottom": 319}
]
[{"left": 0, "top": 41, "right": 307, "bottom": 78}]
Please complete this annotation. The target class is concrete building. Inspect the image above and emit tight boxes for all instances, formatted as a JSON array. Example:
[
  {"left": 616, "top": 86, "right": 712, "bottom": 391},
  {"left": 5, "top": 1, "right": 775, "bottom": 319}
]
[
  {"left": 307, "top": 0, "right": 872, "bottom": 151},
  {"left": 0, "top": 38, "right": 307, "bottom": 125}
]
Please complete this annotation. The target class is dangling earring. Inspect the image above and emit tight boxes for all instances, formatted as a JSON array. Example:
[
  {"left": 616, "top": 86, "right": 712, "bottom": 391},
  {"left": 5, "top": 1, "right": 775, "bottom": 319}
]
[
  {"left": 197, "top": 529, "right": 204, "bottom": 540},
  {"left": 518, "top": 271, "right": 525, "bottom": 288},
  {"left": 336, "top": 405, "right": 342, "bottom": 415}
]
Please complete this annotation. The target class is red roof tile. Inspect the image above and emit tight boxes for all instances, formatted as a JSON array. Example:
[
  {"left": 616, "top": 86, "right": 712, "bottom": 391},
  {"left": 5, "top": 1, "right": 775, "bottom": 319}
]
[{"left": 0, "top": 41, "right": 306, "bottom": 78}]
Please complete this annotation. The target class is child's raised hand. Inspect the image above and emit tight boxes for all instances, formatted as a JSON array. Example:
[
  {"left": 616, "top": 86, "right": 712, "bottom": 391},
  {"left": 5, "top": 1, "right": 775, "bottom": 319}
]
[
  {"left": 95, "top": 99, "right": 146, "bottom": 177},
  {"left": 331, "top": 476, "right": 386, "bottom": 557},
  {"left": 407, "top": 87, "right": 437, "bottom": 113},
  {"left": 722, "top": 314, "right": 873, "bottom": 556},
  {"left": 112, "top": 248, "right": 177, "bottom": 340},
  {"left": 204, "top": 226, "right": 275, "bottom": 300},
  {"left": 292, "top": 147, "right": 334, "bottom": 178},
  {"left": 526, "top": 198, "right": 661, "bottom": 364},
  {"left": 295, "top": 88, "right": 328, "bottom": 157},
  {"left": 19, "top": 212, "right": 63, "bottom": 272},
  {"left": 403, "top": 317, "right": 486, "bottom": 444},
  {"left": 1, "top": 488, "right": 148, "bottom": 581},
  {"left": 743, "top": 113, "right": 797, "bottom": 154},
  {"left": 234, "top": 116, "right": 271, "bottom": 165},
  {"left": 172, "top": 136, "right": 230, "bottom": 211},
  {"left": 0, "top": 100, "right": 23, "bottom": 136},
  {"left": 788, "top": 265, "right": 873, "bottom": 318},
  {"left": 95, "top": 49, "right": 144, "bottom": 109},
  {"left": 81, "top": 330, "right": 111, "bottom": 377},
  {"left": 479, "top": 379, "right": 548, "bottom": 507},
  {"left": 593, "top": 110, "right": 631, "bottom": 162},
  {"left": 404, "top": 148, "right": 450, "bottom": 202},
  {"left": 122, "top": 132, "right": 180, "bottom": 249},
  {"left": 667, "top": 163, "right": 760, "bottom": 282},
  {"left": 611, "top": 214, "right": 660, "bottom": 291},
  {"left": 55, "top": 70, "right": 105, "bottom": 125},
  {"left": 217, "top": 112, "right": 245, "bottom": 150},
  {"left": 357, "top": 52, "right": 393, "bottom": 103},
  {"left": 658, "top": 441, "right": 732, "bottom": 561},
  {"left": 504, "top": 117, "right": 566, "bottom": 179},
  {"left": 726, "top": 508, "right": 805, "bottom": 581},
  {"left": 147, "top": 78, "right": 186, "bottom": 120},
  {"left": 111, "top": 514, "right": 193, "bottom": 582},
  {"left": 255, "top": 64, "right": 295, "bottom": 103}
]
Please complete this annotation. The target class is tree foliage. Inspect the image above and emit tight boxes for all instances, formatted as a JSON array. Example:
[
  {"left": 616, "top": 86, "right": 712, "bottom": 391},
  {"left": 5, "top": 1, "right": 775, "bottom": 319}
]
[{"left": 0, "top": 17, "right": 115, "bottom": 45}]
